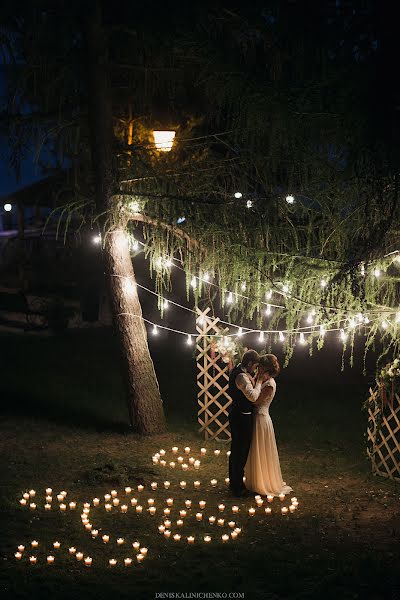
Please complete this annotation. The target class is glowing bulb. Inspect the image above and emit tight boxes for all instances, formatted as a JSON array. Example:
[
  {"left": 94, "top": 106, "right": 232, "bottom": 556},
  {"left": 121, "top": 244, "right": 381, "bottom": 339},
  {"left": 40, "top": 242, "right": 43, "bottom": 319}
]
[
  {"left": 153, "top": 130, "right": 176, "bottom": 152},
  {"left": 131, "top": 238, "right": 139, "bottom": 251},
  {"left": 123, "top": 279, "right": 136, "bottom": 296},
  {"left": 227, "top": 291, "right": 234, "bottom": 304},
  {"left": 360, "top": 263, "right": 365, "bottom": 276},
  {"left": 223, "top": 336, "right": 229, "bottom": 347},
  {"left": 152, "top": 325, "right": 158, "bottom": 335},
  {"left": 374, "top": 268, "right": 380, "bottom": 278},
  {"left": 203, "top": 272, "right": 210, "bottom": 282},
  {"left": 285, "top": 195, "right": 295, "bottom": 204},
  {"left": 265, "top": 304, "right": 271, "bottom": 316},
  {"left": 127, "top": 200, "right": 140, "bottom": 212},
  {"left": 340, "top": 329, "right": 347, "bottom": 342},
  {"left": 319, "top": 324, "right": 326, "bottom": 337},
  {"left": 164, "top": 258, "right": 173, "bottom": 268},
  {"left": 382, "top": 320, "right": 389, "bottom": 329},
  {"left": 299, "top": 332, "right": 306, "bottom": 345},
  {"left": 306, "top": 312, "right": 314, "bottom": 324},
  {"left": 265, "top": 290, "right": 272, "bottom": 300},
  {"left": 348, "top": 318, "right": 356, "bottom": 329},
  {"left": 93, "top": 234, "right": 101, "bottom": 244},
  {"left": 191, "top": 277, "right": 197, "bottom": 289},
  {"left": 259, "top": 331, "right": 265, "bottom": 343},
  {"left": 163, "top": 299, "right": 169, "bottom": 310},
  {"left": 237, "top": 327, "right": 243, "bottom": 337},
  {"left": 320, "top": 279, "right": 327, "bottom": 288},
  {"left": 246, "top": 200, "right": 253, "bottom": 208},
  {"left": 4, "top": 203, "right": 12, "bottom": 212},
  {"left": 356, "top": 312, "right": 363, "bottom": 323},
  {"left": 279, "top": 331, "right": 285, "bottom": 342},
  {"left": 234, "top": 192, "right": 242, "bottom": 199},
  {"left": 363, "top": 315, "right": 370, "bottom": 324},
  {"left": 177, "top": 216, "right": 186, "bottom": 224},
  {"left": 282, "top": 283, "right": 289, "bottom": 293},
  {"left": 186, "top": 334, "right": 193, "bottom": 345},
  {"left": 241, "top": 281, "right": 247, "bottom": 291}
]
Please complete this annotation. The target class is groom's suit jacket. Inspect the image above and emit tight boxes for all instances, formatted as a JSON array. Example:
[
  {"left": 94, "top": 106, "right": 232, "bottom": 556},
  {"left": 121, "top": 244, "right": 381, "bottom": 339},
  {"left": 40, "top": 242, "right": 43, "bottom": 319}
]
[{"left": 228, "top": 364, "right": 261, "bottom": 414}]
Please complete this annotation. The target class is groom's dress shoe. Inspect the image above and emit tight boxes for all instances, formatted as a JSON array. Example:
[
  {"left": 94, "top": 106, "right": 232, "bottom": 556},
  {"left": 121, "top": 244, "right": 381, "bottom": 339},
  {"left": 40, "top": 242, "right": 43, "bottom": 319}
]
[{"left": 231, "top": 488, "right": 251, "bottom": 498}]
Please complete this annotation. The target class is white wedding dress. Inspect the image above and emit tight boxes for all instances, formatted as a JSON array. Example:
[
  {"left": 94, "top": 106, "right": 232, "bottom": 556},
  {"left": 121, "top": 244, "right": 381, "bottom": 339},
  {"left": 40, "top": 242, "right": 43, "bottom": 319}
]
[{"left": 244, "top": 379, "right": 293, "bottom": 496}]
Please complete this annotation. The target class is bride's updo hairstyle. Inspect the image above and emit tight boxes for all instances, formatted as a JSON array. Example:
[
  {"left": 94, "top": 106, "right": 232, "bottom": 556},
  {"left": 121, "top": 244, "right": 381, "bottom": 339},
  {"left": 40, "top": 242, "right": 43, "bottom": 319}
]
[{"left": 259, "top": 354, "right": 280, "bottom": 378}]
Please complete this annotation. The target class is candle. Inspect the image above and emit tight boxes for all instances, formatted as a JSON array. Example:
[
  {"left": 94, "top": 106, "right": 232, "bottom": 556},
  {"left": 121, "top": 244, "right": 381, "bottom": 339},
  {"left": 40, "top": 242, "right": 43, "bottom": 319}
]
[
  {"left": 154, "top": 453, "right": 160, "bottom": 459},
  {"left": 194, "top": 481, "right": 201, "bottom": 489},
  {"left": 102, "top": 535, "right": 110, "bottom": 543},
  {"left": 248, "top": 508, "right": 256, "bottom": 516},
  {"left": 23, "top": 492, "right": 30, "bottom": 500},
  {"left": 53, "top": 541, "right": 61, "bottom": 549},
  {"left": 158, "top": 525, "right": 166, "bottom": 533},
  {"left": 279, "top": 493, "right": 285, "bottom": 502},
  {"left": 217, "top": 518, "right": 225, "bottom": 526},
  {"left": 69, "top": 547, "right": 76, "bottom": 555},
  {"left": 29, "top": 556, "right": 37, "bottom": 564},
  {"left": 125, "top": 487, "right": 132, "bottom": 494},
  {"left": 265, "top": 507, "right": 272, "bottom": 515},
  {"left": 124, "top": 558, "right": 132, "bottom": 566},
  {"left": 199, "top": 500, "right": 206, "bottom": 509},
  {"left": 149, "top": 506, "right": 156, "bottom": 515},
  {"left": 222, "top": 534, "right": 229, "bottom": 542},
  {"left": 232, "top": 506, "right": 239, "bottom": 514},
  {"left": 225, "top": 478, "right": 230, "bottom": 485},
  {"left": 231, "top": 531, "right": 238, "bottom": 540},
  {"left": 187, "top": 536, "right": 195, "bottom": 543},
  {"left": 166, "top": 498, "right": 174, "bottom": 506},
  {"left": 137, "top": 554, "right": 144, "bottom": 563},
  {"left": 164, "top": 481, "right": 171, "bottom": 489},
  {"left": 47, "top": 555, "right": 55, "bottom": 564},
  {"left": 234, "top": 527, "right": 242, "bottom": 534},
  {"left": 20, "top": 499, "right": 27, "bottom": 506},
  {"left": 180, "top": 481, "right": 186, "bottom": 489},
  {"left": 196, "top": 512, "right": 203, "bottom": 521},
  {"left": 267, "top": 495, "right": 274, "bottom": 503},
  {"left": 179, "top": 510, "right": 187, "bottom": 518},
  {"left": 85, "top": 523, "right": 92, "bottom": 531},
  {"left": 130, "top": 497, "right": 138, "bottom": 506},
  {"left": 83, "top": 502, "right": 90, "bottom": 509},
  {"left": 185, "top": 500, "right": 192, "bottom": 508},
  {"left": 169, "top": 462, "right": 176, "bottom": 468},
  {"left": 45, "top": 503, "right": 51, "bottom": 510},
  {"left": 104, "top": 494, "right": 111, "bottom": 501},
  {"left": 82, "top": 507, "right": 90, "bottom": 514},
  {"left": 29, "top": 490, "right": 36, "bottom": 497},
  {"left": 188, "top": 457, "right": 195, "bottom": 465},
  {"left": 121, "top": 504, "right": 128, "bottom": 513},
  {"left": 140, "top": 547, "right": 148, "bottom": 556},
  {"left": 84, "top": 557, "right": 92, "bottom": 567},
  {"left": 69, "top": 502, "right": 76, "bottom": 510},
  {"left": 82, "top": 518, "right": 89, "bottom": 525},
  {"left": 204, "top": 535, "right": 211, "bottom": 542},
  {"left": 61, "top": 491, "right": 67, "bottom": 497},
  {"left": 172, "top": 446, "right": 178, "bottom": 454},
  {"left": 151, "top": 482, "right": 158, "bottom": 490},
  {"left": 228, "top": 521, "right": 236, "bottom": 528},
  {"left": 164, "top": 530, "right": 171, "bottom": 539},
  {"left": 194, "top": 461, "right": 201, "bottom": 469},
  {"left": 160, "top": 460, "right": 166, "bottom": 467},
  {"left": 76, "top": 552, "right": 83, "bottom": 561},
  {"left": 173, "top": 534, "right": 181, "bottom": 541},
  {"left": 209, "top": 516, "right": 216, "bottom": 524},
  {"left": 136, "top": 505, "right": 143, "bottom": 513},
  {"left": 227, "top": 451, "right": 231, "bottom": 456},
  {"left": 214, "top": 449, "right": 221, "bottom": 456},
  {"left": 15, "top": 552, "right": 22, "bottom": 560},
  {"left": 184, "top": 447, "right": 190, "bottom": 454},
  {"left": 289, "top": 505, "right": 296, "bottom": 513},
  {"left": 109, "top": 559, "right": 117, "bottom": 566},
  {"left": 148, "top": 498, "right": 155, "bottom": 506},
  {"left": 256, "top": 499, "right": 264, "bottom": 507},
  {"left": 57, "top": 494, "right": 64, "bottom": 502},
  {"left": 111, "top": 490, "right": 118, "bottom": 498},
  {"left": 164, "top": 519, "right": 171, "bottom": 528},
  {"left": 182, "top": 464, "right": 188, "bottom": 471},
  {"left": 177, "top": 519, "right": 183, "bottom": 526},
  {"left": 160, "top": 449, "right": 166, "bottom": 456},
  {"left": 31, "top": 541, "right": 39, "bottom": 548},
  {"left": 18, "top": 545, "right": 25, "bottom": 552},
  {"left": 60, "top": 504, "right": 67, "bottom": 511},
  {"left": 177, "top": 456, "right": 184, "bottom": 464},
  {"left": 45, "top": 488, "right": 52, "bottom": 494},
  {"left": 105, "top": 503, "right": 112, "bottom": 512},
  {"left": 210, "top": 479, "right": 217, "bottom": 487},
  {"left": 112, "top": 498, "right": 120, "bottom": 507},
  {"left": 132, "top": 541, "right": 140, "bottom": 550},
  {"left": 200, "top": 448, "right": 207, "bottom": 455},
  {"left": 163, "top": 508, "right": 171, "bottom": 516},
  {"left": 281, "top": 507, "right": 288, "bottom": 514},
  {"left": 29, "top": 503, "right": 36, "bottom": 510},
  {"left": 117, "top": 538, "right": 124, "bottom": 545},
  {"left": 91, "top": 529, "right": 99, "bottom": 537},
  {"left": 218, "top": 504, "right": 225, "bottom": 512},
  {"left": 292, "top": 500, "right": 299, "bottom": 507},
  {"left": 137, "top": 485, "right": 144, "bottom": 492},
  {"left": 46, "top": 495, "right": 52, "bottom": 502},
  {"left": 291, "top": 497, "right": 298, "bottom": 503}
]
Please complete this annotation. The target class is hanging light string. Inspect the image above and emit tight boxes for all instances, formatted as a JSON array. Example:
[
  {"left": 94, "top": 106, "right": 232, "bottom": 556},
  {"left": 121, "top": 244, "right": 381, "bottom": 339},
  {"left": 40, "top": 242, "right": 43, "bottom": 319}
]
[{"left": 129, "top": 237, "right": 400, "bottom": 317}]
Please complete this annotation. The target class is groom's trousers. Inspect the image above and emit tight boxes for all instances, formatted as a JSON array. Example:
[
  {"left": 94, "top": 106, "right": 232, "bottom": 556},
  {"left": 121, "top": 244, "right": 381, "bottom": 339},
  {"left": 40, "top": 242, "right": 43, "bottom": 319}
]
[{"left": 228, "top": 408, "right": 254, "bottom": 493}]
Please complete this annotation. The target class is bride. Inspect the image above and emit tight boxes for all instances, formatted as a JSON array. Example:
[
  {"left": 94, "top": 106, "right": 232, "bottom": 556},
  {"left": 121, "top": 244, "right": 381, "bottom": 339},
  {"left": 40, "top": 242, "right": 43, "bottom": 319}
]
[{"left": 244, "top": 354, "right": 293, "bottom": 497}]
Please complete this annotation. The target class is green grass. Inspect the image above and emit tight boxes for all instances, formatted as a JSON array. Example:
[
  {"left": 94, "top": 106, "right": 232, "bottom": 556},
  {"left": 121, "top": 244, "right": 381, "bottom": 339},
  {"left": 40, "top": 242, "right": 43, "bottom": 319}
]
[{"left": 0, "top": 330, "right": 399, "bottom": 600}]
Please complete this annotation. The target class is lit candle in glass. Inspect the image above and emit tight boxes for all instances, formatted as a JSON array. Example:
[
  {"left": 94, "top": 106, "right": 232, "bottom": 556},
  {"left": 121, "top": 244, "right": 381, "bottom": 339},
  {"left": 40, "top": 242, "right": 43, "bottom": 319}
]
[
  {"left": 57, "top": 494, "right": 63, "bottom": 502},
  {"left": 105, "top": 503, "right": 112, "bottom": 512},
  {"left": 218, "top": 504, "right": 225, "bottom": 512},
  {"left": 60, "top": 491, "right": 67, "bottom": 498},
  {"left": 23, "top": 493, "right": 30, "bottom": 500},
  {"left": 45, "top": 503, "right": 51, "bottom": 510},
  {"left": 172, "top": 446, "right": 178, "bottom": 454},
  {"left": 182, "top": 464, "right": 188, "bottom": 471},
  {"left": 29, "top": 556, "right": 37, "bottom": 564},
  {"left": 109, "top": 559, "right": 117, "bottom": 566},
  {"left": 281, "top": 507, "right": 288, "bottom": 515},
  {"left": 117, "top": 538, "right": 124, "bottom": 545},
  {"left": 69, "top": 502, "right": 76, "bottom": 510},
  {"left": 163, "top": 508, "right": 171, "bottom": 516},
  {"left": 289, "top": 505, "right": 296, "bottom": 513},
  {"left": 140, "top": 548, "right": 148, "bottom": 556},
  {"left": 267, "top": 495, "right": 274, "bottom": 503},
  {"left": 112, "top": 498, "right": 120, "bottom": 507},
  {"left": 164, "top": 519, "right": 171, "bottom": 528},
  {"left": 20, "top": 499, "right": 27, "bottom": 506},
  {"left": 210, "top": 479, "right": 217, "bottom": 487},
  {"left": 46, "top": 495, "right": 52, "bottom": 502},
  {"left": 45, "top": 488, "right": 52, "bottom": 495},
  {"left": 149, "top": 506, "right": 156, "bottom": 515},
  {"left": 121, "top": 504, "right": 128, "bottom": 513},
  {"left": 291, "top": 497, "right": 297, "bottom": 503},
  {"left": 214, "top": 449, "right": 220, "bottom": 456},
  {"left": 160, "top": 449, "right": 166, "bottom": 456},
  {"left": 53, "top": 541, "right": 61, "bottom": 549},
  {"left": 221, "top": 534, "right": 229, "bottom": 542},
  {"left": 200, "top": 448, "right": 207, "bottom": 455},
  {"left": 60, "top": 503, "right": 67, "bottom": 511},
  {"left": 177, "top": 456, "right": 184, "bottom": 464},
  {"left": 125, "top": 487, "right": 132, "bottom": 494},
  {"left": 185, "top": 500, "right": 192, "bottom": 508},
  {"left": 232, "top": 506, "right": 239, "bottom": 514},
  {"left": 69, "top": 547, "right": 76, "bottom": 555},
  {"left": 47, "top": 555, "right": 55, "bottom": 564},
  {"left": 184, "top": 447, "right": 190, "bottom": 454},
  {"left": 130, "top": 497, "right": 138, "bottom": 506},
  {"left": 132, "top": 541, "right": 140, "bottom": 550},
  {"left": 104, "top": 494, "right": 111, "bottom": 501},
  {"left": 151, "top": 482, "right": 158, "bottom": 490},
  {"left": 76, "top": 552, "right": 83, "bottom": 561},
  {"left": 194, "top": 461, "right": 201, "bottom": 469},
  {"left": 265, "top": 507, "right": 272, "bottom": 515},
  {"left": 29, "top": 490, "right": 36, "bottom": 497},
  {"left": 234, "top": 527, "right": 242, "bottom": 534},
  {"left": 158, "top": 525, "right": 165, "bottom": 533},
  {"left": 91, "top": 529, "right": 99, "bottom": 537},
  {"left": 160, "top": 460, "right": 166, "bottom": 467},
  {"left": 199, "top": 500, "right": 206, "bottom": 509},
  {"left": 18, "top": 545, "right": 25, "bottom": 552},
  {"left": 228, "top": 521, "right": 235, "bottom": 528},
  {"left": 148, "top": 498, "right": 155, "bottom": 506},
  {"left": 137, "top": 485, "right": 144, "bottom": 492},
  {"left": 136, "top": 505, "right": 143, "bottom": 513},
  {"left": 179, "top": 510, "right": 187, "bottom": 518},
  {"left": 188, "top": 457, "right": 195, "bottom": 465},
  {"left": 196, "top": 512, "right": 203, "bottom": 521},
  {"left": 83, "top": 502, "right": 90, "bottom": 509},
  {"left": 166, "top": 498, "right": 174, "bottom": 506},
  {"left": 85, "top": 523, "right": 92, "bottom": 531},
  {"left": 194, "top": 481, "right": 201, "bottom": 489},
  {"left": 29, "top": 503, "right": 36, "bottom": 510},
  {"left": 180, "top": 481, "right": 186, "bottom": 489},
  {"left": 209, "top": 516, "right": 216, "bottom": 524},
  {"left": 164, "top": 481, "right": 171, "bottom": 489},
  {"left": 187, "top": 536, "right": 195, "bottom": 544},
  {"left": 256, "top": 498, "right": 263, "bottom": 507},
  {"left": 279, "top": 493, "right": 285, "bottom": 502},
  {"left": 124, "top": 558, "right": 132, "bottom": 566},
  {"left": 169, "top": 461, "right": 176, "bottom": 468},
  {"left": 15, "top": 552, "right": 22, "bottom": 560},
  {"left": 225, "top": 478, "right": 230, "bottom": 485},
  {"left": 137, "top": 554, "right": 144, "bottom": 563},
  {"left": 217, "top": 518, "right": 224, "bottom": 526},
  {"left": 173, "top": 534, "right": 181, "bottom": 541},
  {"left": 111, "top": 490, "right": 118, "bottom": 498},
  {"left": 231, "top": 531, "right": 238, "bottom": 540},
  {"left": 204, "top": 535, "right": 211, "bottom": 542},
  {"left": 164, "top": 530, "right": 171, "bottom": 539},
  {"left": 102, "top": 535, "right": 110, "bottom": 543},
  {"left": 31, "top": 541, "right": 39, "bottom": 548},
  {"left": 248, "top": 508, "right": 256, "bottom": 516}
]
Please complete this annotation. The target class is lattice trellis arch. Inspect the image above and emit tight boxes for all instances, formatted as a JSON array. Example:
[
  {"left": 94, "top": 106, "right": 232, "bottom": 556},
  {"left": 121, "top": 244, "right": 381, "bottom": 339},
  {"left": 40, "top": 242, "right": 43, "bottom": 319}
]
[
  {"left": 196, "top": 307, "right": 232, "bottom": 441},
  {"left": 366, "top": 388, "right": 400, "bottom": 481}
]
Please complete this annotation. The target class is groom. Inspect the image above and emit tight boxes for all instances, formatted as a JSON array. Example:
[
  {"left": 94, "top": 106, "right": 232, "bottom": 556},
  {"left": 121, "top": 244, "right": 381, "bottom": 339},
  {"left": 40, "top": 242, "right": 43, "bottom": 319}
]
[{"left": 228, "top": 349, "right": 263, "bottom": 497}]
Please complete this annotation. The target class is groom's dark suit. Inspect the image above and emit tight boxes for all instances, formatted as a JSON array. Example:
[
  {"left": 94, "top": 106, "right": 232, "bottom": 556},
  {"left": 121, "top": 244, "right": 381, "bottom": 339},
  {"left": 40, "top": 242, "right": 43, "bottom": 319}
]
[{"left": 228, "top": 363, "right": 262, "bottom": 495}]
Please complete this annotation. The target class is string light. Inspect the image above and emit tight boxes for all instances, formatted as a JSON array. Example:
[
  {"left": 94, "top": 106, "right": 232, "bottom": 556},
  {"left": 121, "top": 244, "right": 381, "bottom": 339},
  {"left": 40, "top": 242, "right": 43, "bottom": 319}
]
[
  {"left": 237, "top": 327, "right": 243, "bottom": 337},
  {"left": 299, "top": 332, "right": 306, "bottom": 345},
  {"left": 319, "top": 324, "right": 326, "bottom": 337},
  {"left": 265, "top": 304, "right": 272, "bottom": 316},
  {"left": 163, "top": 300, "right": 169, "bottom": 310},
  {"left": 279, "top": 331, "right": 285, "bottom": 342},
  {"left": 131, "top": 238, "right": 139, "bottom": 251},
  {"left": 340, "top": 329, "right": 347, "bottom": 342},
  {"left": 227, "top": 292, "right": 234, "bottom": 304},
  {"left": 374, "top": 268, "right": 381, "bottom": 278},
  {"left": 191, "top": 277, "right": 197, "bottom": 289},
  {"left": 285, "top": 195, "right": 295, "bottom": 204},
  {"left": 127, "top": 200, "right": 141, "bottom": 212},
  {"left": 202, "top": 272, "right": 210, "bottom": 282},
  {"left": 381, "top": 320, "right": 389, "bottom": 330},
  {"left": 241, "top": 282, "right": 247, "bottom": 291},
  {"left": 93, "top": 234, "right": 101, "bottom": 244},
  {"left": 320, "top": 279, "right": 327, "bottom": 288},
  {"left": 396, "top": 312, "right": 400, "bottom": 323},
  {"left": 187, "top": 334, "right": 193, "bottom": 345},
  {"left": 265, "top": 290, "right": 273, "bottom": 300},
  {"left": 246, "top": 200, "right": 253, "bottom": 208},
  {"left": 152, "top": 325, "right": 158, "bottom": 335},
  {"left": 259, "top": 331, "right": 265, "bottom": 343},
  {"left": 234, "top": 192, "right": 243, "bottom": 199}
]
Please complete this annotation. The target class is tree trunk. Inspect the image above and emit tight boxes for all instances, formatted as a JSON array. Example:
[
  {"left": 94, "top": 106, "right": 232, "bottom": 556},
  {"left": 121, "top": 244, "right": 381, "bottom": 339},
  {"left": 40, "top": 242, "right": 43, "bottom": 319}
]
[{"left": 86, "top": 4, "right": 166, "bottom": 434}]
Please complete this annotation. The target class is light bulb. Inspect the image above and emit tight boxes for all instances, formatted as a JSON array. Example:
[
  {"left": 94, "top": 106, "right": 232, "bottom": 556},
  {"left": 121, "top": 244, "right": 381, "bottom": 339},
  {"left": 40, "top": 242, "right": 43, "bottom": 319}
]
[
  {"left": 187, "top": 334, "right": 193, "bottom": 345},
  {"left": 164, "top": 259, "right": 173, "bottom": 268},
  {"left": 152, "top": 325, "right": 158, "bottom": 335},
  {"left": 123, "top": 279, "right": 136, "bottom": 296},
  {"left": 131, "top": 238, "right": 139, "bottom": 251},
  {"left": 306, "top": 312, "right": 314, "bottom": 324},
  {"left": 360, "top": 263, "right": 365, "bottom": 276},
  {"left": 227, "top": 292, "right": 234, "bottom": 304},
  {"left": 374, "top": 268, "right": 380, "bottom": 278},
  {"left": 246, "top": 200, "right": 253, "bottom": 208},
  {"left": 299, "top": 332, "right": 306, "bottom": 344},
  {"left": 155, "top": 257, "right": 163, "bottom": 269},
  {"left": 265, "top": 304, "right": 272, "bottom": 316},
  {"left": 340, "top": 329, "right": 347, "bottom": 342},
  {"left": 128, "top": 200, "right": 140, "bottom": 212},
  {"left": 382, "top": 320, "right": 389, "bottom": 329},
  {"left": 4, "top": 203, "right": 12, "bottom": 212},
  {"left": 279, "top": 331, "right": 285, "bottom": 342},
  {"left": 237, "top": 327, "right": 243, "bottom": 337},
  {"left": 93, "top": 234, "right": 101, "bottom": 244},
  {"left": 363, "top": 315, "right": 370, "bottom": 324},
  {"left": 191, "top": 277, "right": 197, "bottom": 289},
  {"left": 348, "top": 318, "right": 356, "bottom": 329},
  {"left": 265, "top": 290, "right": 273, "bottom": 300},
  {"left": 241, "top": 281, "right": 247, "bottom": 291},
  {"left": 319, "top": 324, "right": 326, "bottom": 337},
  {"left": 396, "top": 312, "right": 400, "bottom": 323},
  {"left": 223, "top": 336, "right": 229, "bottom": 347},
  {"left": 234, "top": 192, "right": 242, "bottom": 199},
  {"left": 259, "top": 331, "right": 265, "bottom": 343},
  {"left": 282, "top": 283, "right": 289, "bottom": 293},
  {"left": 285, "top": 195, "right": 295, "bottom": 204},
  {"left": 163, "top": 300, "right": 169, "bottom": 310},
  {"left": 320, "top": 279, "right": 327, "bottom": 288},
  {"left": 356, "top": 312, "right": 363, "bottom": 323},
  {"left": 203, "top": 272, "right": 210, "bottom": 282}
]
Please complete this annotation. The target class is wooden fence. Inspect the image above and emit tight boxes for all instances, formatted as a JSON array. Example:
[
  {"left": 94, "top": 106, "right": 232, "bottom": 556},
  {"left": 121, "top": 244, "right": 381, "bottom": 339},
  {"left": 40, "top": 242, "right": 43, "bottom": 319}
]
[{"left": 366, "top": 388, "right": 400, "bottom": 481}]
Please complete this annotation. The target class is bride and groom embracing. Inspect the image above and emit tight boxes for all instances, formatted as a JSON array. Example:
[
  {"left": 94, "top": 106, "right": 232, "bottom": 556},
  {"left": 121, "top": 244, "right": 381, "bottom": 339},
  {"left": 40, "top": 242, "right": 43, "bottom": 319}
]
[{"left": 228, "top": 349, "right": 293, "bottom": 498}]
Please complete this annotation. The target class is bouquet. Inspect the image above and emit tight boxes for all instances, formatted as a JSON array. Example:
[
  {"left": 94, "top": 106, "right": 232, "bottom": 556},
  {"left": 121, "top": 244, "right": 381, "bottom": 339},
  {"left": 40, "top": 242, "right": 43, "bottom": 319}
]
[{"left": 377, "top": 358, "right": 400, "bottom": 408}]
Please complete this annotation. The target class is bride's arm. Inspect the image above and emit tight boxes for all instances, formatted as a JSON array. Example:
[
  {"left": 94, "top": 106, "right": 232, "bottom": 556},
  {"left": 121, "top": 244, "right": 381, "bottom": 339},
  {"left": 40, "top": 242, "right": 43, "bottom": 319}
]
[{"left": 253, "top": 382, "right": 274, "bottom": 406}]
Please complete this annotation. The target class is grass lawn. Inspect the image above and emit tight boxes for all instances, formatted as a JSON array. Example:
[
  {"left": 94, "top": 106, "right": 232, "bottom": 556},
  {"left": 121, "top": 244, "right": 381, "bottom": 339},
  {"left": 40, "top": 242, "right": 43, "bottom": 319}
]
[{"left": 0, "top": 329, "right": 399, "bottom": 600}]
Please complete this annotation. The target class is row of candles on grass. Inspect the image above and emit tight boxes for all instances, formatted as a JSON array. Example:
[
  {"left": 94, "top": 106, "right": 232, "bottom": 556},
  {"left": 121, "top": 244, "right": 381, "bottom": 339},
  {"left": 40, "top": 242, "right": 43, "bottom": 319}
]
[
  {"left": 15, "top": 541, "right": 147, "bottom": 566},
  {"left": 152, "top": 447, "right": 227, "bottom": 469}
]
